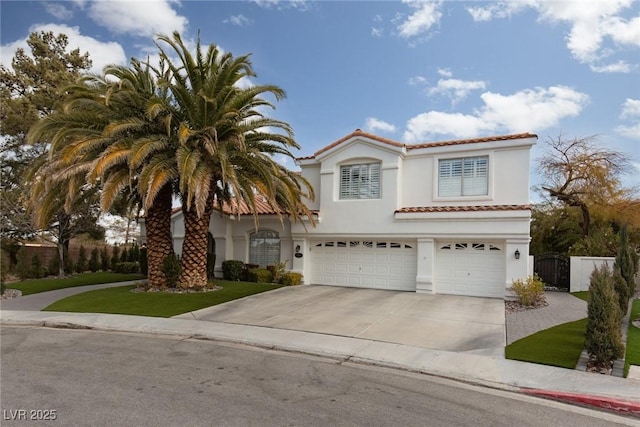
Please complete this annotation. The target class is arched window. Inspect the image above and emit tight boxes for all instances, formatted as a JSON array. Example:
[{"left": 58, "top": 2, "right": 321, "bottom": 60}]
[{"left": 249, "top": 230, "right": 280, "bottom": 267}]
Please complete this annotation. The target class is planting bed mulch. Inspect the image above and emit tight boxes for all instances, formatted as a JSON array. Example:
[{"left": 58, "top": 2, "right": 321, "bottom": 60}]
[
  {"left": 505, "top": 298, "right": 548, "bottom": 314},
  {"left": 132, "top": 285, "right": 222, "bottom": 294}
]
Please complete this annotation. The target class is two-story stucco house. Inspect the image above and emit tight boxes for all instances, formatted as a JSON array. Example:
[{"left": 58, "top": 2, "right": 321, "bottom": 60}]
[{"left": 151, "top": 129, "right": 536, "bottom": 299}]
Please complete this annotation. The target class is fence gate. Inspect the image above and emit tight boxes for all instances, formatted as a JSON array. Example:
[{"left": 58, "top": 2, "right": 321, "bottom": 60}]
[{"left": 534, "top": 253, "right": 570, "bottom": 290}]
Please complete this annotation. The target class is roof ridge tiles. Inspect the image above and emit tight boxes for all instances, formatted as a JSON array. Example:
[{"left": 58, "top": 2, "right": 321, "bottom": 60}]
[{"left": 296, "top": 130, "right": 537, "bottom": 160}]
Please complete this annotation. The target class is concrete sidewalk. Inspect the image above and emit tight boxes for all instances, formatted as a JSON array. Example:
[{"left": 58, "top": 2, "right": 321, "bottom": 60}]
[
  {"left": 0, "top": 281, "right": 142, "bottom": 311},
  {"left": 1, "top": 309, "right": 639, "bottom": 418}
]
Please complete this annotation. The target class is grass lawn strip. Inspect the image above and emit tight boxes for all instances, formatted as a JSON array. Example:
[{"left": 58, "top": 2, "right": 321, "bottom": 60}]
[
  {"left": 624, "top": 298, "right": 640, "bottom": 377},
  {"left": 505, "top": 318, "right": 587, "bottom": 369},
  {"left": 570, "top": 291, "right": 589, "bottom": 302},
  {"left": 8, "top": 272, "right": 146, "bottom": 295},
  {"left": 44, "top": 280, "right": 284, "bottom": 317}
]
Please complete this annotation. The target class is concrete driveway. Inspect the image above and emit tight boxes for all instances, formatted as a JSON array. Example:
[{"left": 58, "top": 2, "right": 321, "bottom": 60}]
[{"left": 176, "top": 285, "right": 506, "bottom": 357}]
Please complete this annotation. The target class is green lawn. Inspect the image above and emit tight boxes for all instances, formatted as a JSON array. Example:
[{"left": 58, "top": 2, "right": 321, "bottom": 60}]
[
  {"left": 624, "top": 298, "right": 640, "bottom": 377},
  {"left": 7, "top": 272, "right": 146, "bottom": 295},
  {"left": 43, "top": 280, "right": 284, "bottom": 317},
  {"left": 571, "top": 291, "right": 589, "bottom": 302},
  {"left": 505, "top": 318, "right": 587, "bottom": 369}
]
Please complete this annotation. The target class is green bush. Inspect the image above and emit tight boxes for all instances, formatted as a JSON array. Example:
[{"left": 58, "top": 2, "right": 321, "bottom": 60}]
[
  {"left": 270, "top": 261, "right": 287, "bottom": 284},
  {"left": 16, "top": 247, "right": 30, "bottom": 280},
  {"left": 161, "top": 254, "right": 181, "bottom": 288},
  {"left": 279, "top": 272, "right": 302, "bottom": 286},
  {"left": 247, "top": 268, "right": 273, "bottom": 284},
  {"left": 509, "top": 275, "right": 545, "bottom": 306},
  {"left": 100, "top": 247, "right": 110, "bottom": 271},
  {"left": 49, "top": 254, "right": 61, "bottom": 276},
  {"left": 120, "top": 247, "right": 129, "bottom": 263},
  {"left": 129, "top": 244, "right": 139, "bottom": 263},
  {"left": 76, "top": 245, "right": 87, "bottom": 273},
  {"left": 615, "top": 225, "right": 636, "bottom": 301},
  {"left": 114, "top": 262, "right": 140, "bottom": 274},
  {"left": 585, "top": 264, "right": 624, "bottom": 364},
  {"left": 89, "top": 248, "right": 100, "bottom": 272},
  {"left": 111, "top": 246, "right": 120, "bottom": 271},
  {"left": 613, "top": 267, "right": 630, "bottom": 315},
  {"left": 30, "top": 254, "right": 46, "bottom": 279},
  {"left": 222, "top": 260, "right": 244, "bottom": 281}
]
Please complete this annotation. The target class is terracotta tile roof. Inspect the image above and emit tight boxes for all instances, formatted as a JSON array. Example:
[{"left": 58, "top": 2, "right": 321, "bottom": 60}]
[
  {"left": 171, "top": 196, "right": 317, "bottom": 217},
  {"left": 219, "top": 196, "right": 282, "bottom": 216},
  {"left": 308, "top": 129, "right": 405, "bottom": 158},
  {"left": 297, "top": 131, "right": 537, "bottom": 160},
  {"left": 395, "top": 205, "right": 531, "bottom": 214},
  {"left": 406, "top": 133, "right": 537, "bottom": 150}
]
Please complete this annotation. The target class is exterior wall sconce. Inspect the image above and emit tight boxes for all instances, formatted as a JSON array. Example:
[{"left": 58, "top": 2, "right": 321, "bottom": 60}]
[
  {"left": 514, "top": 249, "right": 520, "bottom": 260},
  {"left": 295, "top": 245, "right": 301, "bottom": 253},
  {"left": 294, "top": 244, "right": 303, "bottom": 258}
]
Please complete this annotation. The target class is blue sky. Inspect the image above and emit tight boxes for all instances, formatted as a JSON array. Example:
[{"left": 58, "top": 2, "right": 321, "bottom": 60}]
[{"left": 1, "top": 0, "right": 639, "bottom": 194}]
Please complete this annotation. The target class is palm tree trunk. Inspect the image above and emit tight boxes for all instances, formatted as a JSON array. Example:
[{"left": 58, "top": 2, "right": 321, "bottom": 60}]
[
  {"left": 145, "top": 183, "right": 174, "bottom": 288},
  {"left": 179, "top": 193, "right": 215, "bottom": 289}
]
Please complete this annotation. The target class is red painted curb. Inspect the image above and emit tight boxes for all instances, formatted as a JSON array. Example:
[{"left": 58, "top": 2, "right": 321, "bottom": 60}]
[{"left": 521, "top": 389, "right": 640, "bottom": 417}]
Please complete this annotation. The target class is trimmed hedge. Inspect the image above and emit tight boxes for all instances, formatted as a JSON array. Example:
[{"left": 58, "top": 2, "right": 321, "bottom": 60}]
[
  {"left": 222, "top": 260, "right": 244, "bottom": 281},
  {"left": 247, "top": 268, "right": 273, "bottom": 284},
  {"left": 279, "top": 272, "right": 302, "bottom": 286},
  {"left": 114, "top": 262, "right": 140, "bottom": 274}
]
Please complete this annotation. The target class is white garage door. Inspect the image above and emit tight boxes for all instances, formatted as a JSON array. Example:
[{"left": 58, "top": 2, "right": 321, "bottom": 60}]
[
  {"left": 310, "top": 240, "right": 417, "bottom": 291},
  {"left": 436, "top": 242, "right": 506, "bottom": 298}
]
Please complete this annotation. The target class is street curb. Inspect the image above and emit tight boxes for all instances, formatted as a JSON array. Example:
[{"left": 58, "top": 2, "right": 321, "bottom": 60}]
[{"left": 521, "top": 389, "right": 640, "bottom": 418}]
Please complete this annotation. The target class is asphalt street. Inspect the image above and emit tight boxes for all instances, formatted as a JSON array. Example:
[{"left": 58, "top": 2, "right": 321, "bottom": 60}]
[{"left": 1, "top": 326, "right": 636, "bottom": 427}]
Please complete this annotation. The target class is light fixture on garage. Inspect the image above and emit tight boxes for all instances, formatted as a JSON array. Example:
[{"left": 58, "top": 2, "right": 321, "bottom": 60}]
[
  {"left": 295, "top": 245, "right": 301, "bottom": 253},
  {"left": 514, "top": 249, "right": 520, "bottom": 260}
]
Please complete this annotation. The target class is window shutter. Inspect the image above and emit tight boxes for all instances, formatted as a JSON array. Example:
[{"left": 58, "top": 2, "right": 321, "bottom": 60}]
[
  {"left": 339, "top": 163, "right": 381, "bottom": 199},
  {"left": 462, "top": 157, "right": 488, "bottom": 196},
  {"left": 438, "top": 159, "right": 462, "bottom": 197},
  {"left": 439, "top": 156, "right": 487, "bottom": 197}
]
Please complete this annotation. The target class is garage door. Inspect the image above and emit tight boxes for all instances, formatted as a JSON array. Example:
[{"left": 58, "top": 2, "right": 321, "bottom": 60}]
[
  {"left": 436, "top": 242, "right": 505, "bottom": 298},
  {"left": 310, "top": 240, "right": 417, "bottom": 291}
]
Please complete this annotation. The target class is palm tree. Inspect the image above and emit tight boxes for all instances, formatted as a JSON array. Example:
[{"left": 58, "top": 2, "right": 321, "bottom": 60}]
[
  {"left": 156, "top": 32, "right": 314, "bottom": 289},
  {"left": 27, "top": 59, "right": 178, "bottom": 287}
]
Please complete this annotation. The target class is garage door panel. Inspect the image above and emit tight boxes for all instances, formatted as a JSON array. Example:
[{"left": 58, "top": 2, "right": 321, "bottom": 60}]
[
  {"left": 436, "top": 242, "right": 505, "bottom": 298},
  {"left": 310, "top": 240, "right": 416, "bottom": 291}
]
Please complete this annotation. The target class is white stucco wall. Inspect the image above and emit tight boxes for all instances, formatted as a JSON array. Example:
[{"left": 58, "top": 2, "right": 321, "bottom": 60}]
[{"left": 569, "top": 256, "right": 615, "bottom": 292}]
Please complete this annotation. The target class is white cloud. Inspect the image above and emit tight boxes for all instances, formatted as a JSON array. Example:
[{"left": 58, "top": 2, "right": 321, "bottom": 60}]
[
  {"left": 616, "top": 124, "right": 640, "bottom": 139},
  {"left": 365, "top": 118, "right": 397, "bottom": 134},
  {"left": 251, "top": 0, "right": 310, "bottom": 11},
  {"left": 397, "top": 0, "right": 442, "bottom": 38},
  {"left": 0, "top": 24, "right": 127, "bottom": 73},
  {"left": 408, "top": 75, "right": 427, "bottom": 85},
  {"left": 371, "top": 27, "right": 384, "bottom": 38},
  {"left": 466, "top": 1, "right": 533, "bottom": 22},
  {"left": 403, "top": 85, "right": 589, "bottom": 142},
  {"left": 466, "top": 1, "right": 639, "bottom": 70},
  {"left": 224, "top": 14, "right": 254, "bottom": 27},
  {"left": 437, "top": 68, "right": 452, "bottom": 78},
  {"left": 44, "top": 3, "right": 73, "bottom": 20},
  {"left": 616, "top": 98, "right": 640, "bottom": 139},
  {"left": 620, "top": 99, "right": 640, "bottom": 119},
  {"left": 590, "top": 61, "right": 632, "bottom": 73},
  {"left": 428, "top": 78, "right": 487, "bottom": 104},
  {"left": 86, "top": 0, "right": 188, "bottom": 38}
]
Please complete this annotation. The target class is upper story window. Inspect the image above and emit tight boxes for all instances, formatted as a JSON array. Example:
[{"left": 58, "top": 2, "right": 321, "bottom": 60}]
[
  {"left": 438, "top": 156, "right": 488, "bottom": 197},
  {"left": 339, "top": 162, "right": 381, "bottom": 199}
]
